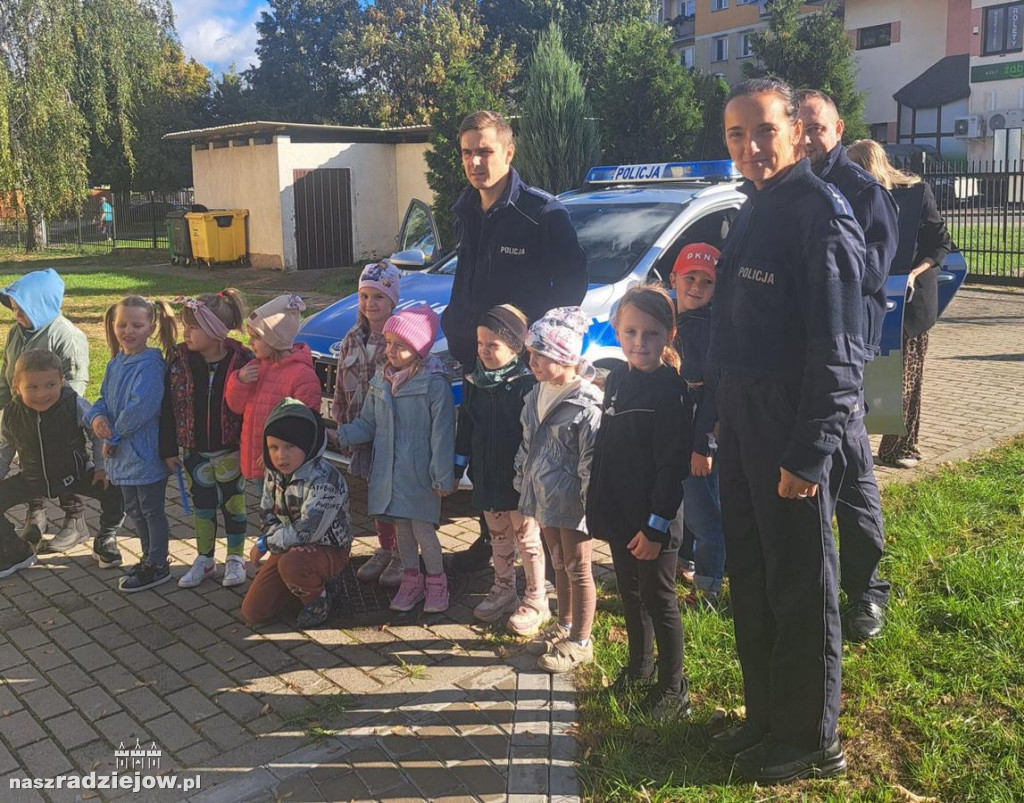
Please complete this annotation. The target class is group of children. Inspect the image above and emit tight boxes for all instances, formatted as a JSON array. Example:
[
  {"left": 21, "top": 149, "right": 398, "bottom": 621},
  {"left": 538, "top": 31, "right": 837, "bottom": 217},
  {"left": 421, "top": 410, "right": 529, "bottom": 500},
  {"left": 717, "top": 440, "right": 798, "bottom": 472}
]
[{"left": 0, "top": 241, "right": 726, "bottom": 711}]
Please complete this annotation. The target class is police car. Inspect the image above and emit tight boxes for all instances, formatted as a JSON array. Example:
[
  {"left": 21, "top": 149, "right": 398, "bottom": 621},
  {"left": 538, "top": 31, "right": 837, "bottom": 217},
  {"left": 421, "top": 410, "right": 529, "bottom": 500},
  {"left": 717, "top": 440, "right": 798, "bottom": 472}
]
[{"left": 297, "top": 160, "right": 968, "bottom": 436}]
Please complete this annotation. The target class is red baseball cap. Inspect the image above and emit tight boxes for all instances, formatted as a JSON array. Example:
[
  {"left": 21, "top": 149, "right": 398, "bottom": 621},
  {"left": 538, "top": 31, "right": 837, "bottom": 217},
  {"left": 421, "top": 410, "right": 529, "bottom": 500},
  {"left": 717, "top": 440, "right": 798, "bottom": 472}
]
[{"left": 672, "top": 243, "right": 721, "bottom": 279}]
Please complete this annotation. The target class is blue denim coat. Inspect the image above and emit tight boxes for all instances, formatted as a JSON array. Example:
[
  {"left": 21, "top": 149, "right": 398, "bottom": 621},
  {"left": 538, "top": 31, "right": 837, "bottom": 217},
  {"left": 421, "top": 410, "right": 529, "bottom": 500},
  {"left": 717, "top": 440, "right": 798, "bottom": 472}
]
[{"left": 336, "top": 359, "right": 455, "bottom": 524}]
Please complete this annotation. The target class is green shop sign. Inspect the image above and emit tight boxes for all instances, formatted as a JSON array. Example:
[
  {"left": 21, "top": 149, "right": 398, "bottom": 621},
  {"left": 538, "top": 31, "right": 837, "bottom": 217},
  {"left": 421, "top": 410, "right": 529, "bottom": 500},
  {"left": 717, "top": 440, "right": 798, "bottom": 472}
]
[{"left": 972, "top": 61, "right": 1024, "bottom": 83}]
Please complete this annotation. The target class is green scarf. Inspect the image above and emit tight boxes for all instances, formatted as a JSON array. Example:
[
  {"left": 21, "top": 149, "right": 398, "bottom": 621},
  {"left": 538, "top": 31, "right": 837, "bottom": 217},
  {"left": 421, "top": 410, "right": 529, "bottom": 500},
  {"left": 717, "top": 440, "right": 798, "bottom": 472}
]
[{"left": 471, "top": 356, "right": 523, "bottom": 390}]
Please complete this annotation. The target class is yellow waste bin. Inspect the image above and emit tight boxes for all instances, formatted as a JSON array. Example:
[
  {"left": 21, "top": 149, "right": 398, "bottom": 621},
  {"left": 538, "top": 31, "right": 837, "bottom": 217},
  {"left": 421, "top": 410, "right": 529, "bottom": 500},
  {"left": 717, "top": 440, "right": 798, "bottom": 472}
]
[{"left": 185, "top": 210, "right": 248, "bottom": 266}]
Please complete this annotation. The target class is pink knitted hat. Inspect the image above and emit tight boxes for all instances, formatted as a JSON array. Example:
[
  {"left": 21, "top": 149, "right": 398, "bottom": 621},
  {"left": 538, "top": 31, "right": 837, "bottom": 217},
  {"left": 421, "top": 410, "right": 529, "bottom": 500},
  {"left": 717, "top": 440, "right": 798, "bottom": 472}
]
[
  {"left": 383, "top": 304, "right": 439, "bottom": 358},
  {"left": 248, "top": 294, "right": 306, "bottom": 351}
]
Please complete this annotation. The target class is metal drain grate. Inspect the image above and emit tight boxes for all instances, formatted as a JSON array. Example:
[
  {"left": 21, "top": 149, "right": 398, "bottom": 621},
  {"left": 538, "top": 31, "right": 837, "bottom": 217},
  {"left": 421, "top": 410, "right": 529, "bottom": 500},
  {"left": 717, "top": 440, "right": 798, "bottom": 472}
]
[{"left": 333, "top": 557, "right": 469, "bottom": 627}]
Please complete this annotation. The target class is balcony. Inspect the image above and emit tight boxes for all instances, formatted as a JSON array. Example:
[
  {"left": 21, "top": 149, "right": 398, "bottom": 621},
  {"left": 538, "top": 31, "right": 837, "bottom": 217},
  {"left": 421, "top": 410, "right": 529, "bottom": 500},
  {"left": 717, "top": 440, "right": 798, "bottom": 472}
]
[{"left": 668, "top": 14, "right": 696, "bottom": 42}]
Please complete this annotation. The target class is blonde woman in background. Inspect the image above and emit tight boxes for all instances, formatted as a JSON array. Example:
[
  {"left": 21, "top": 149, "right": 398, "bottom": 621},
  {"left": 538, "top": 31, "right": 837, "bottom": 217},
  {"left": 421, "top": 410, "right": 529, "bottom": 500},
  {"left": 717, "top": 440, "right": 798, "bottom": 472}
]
[{"left": 847, "top": 139, "right": 954, "bottom": 469}]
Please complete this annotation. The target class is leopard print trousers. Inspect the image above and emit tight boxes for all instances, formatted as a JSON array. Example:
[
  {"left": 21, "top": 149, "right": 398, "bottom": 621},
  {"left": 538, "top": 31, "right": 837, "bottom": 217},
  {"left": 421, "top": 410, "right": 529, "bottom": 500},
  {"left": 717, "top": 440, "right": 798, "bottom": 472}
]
[{"left": 878, "top": 330, "right": 929, "bottom": 462}]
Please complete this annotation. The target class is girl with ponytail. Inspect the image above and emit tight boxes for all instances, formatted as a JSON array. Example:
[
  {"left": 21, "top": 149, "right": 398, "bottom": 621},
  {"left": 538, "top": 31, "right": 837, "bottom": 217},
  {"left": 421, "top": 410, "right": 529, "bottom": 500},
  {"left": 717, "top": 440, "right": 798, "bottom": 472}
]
[{"left": 88, "top": 296, "right": 179, "bottom": 592}]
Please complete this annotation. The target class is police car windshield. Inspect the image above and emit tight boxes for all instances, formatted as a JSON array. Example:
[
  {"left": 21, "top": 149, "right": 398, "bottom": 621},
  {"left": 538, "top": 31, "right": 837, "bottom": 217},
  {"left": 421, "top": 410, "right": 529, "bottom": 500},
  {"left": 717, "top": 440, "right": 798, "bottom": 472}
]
[{"left": 565, "top": 202, "right": 681, "bottom": 284}]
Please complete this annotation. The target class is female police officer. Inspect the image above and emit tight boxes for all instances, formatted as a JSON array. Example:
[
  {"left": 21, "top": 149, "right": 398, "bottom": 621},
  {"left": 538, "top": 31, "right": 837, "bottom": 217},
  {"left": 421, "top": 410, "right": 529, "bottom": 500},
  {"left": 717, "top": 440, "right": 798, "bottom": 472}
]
[{"left": 708, "top": 78, "right": 866, "bottom": 783}]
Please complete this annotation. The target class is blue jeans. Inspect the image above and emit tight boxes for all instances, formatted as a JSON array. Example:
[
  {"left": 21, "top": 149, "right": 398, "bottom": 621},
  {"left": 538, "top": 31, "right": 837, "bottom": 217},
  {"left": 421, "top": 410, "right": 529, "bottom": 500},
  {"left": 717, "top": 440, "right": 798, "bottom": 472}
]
[
  {"left": 671, "top": 463, "right": 726, "bottom": 594},
  {"left": 121, "top": 481, "right": 170, "bottom": 567}
]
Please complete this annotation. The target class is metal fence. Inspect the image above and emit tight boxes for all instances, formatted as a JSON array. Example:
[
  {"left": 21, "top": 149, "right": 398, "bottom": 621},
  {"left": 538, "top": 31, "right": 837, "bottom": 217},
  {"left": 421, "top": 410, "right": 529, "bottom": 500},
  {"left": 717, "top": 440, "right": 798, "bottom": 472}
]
[
  {"left": 0, "top": 189, "right": 194, "bottom": 255},
  {"left": 903, "top": 159, "right": 1024, "bottom": 285}
]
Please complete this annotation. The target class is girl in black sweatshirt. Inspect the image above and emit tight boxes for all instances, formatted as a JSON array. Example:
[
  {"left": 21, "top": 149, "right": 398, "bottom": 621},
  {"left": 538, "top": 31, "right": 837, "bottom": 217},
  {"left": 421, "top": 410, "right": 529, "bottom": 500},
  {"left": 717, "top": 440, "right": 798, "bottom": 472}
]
[{"left": 586, "top": 283, "right": 693, "bottom": 720}]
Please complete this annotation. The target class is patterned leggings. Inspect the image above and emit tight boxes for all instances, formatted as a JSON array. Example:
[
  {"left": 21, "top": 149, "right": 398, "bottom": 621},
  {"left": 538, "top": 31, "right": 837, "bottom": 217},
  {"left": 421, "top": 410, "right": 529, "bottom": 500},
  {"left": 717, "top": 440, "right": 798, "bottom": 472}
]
[
  {"left": 878, "top": 330, "right": 929, "bottom": 462},
  {"left": 183, "top": 449, "right": 247, "bottom": 557}
]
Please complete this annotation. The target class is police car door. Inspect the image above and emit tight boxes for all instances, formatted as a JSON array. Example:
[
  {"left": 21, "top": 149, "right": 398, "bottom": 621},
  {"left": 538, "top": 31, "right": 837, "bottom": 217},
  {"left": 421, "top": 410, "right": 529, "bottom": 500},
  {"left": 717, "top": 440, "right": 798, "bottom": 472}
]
[
  {"left": 863, "top": 184, "right": 924, "bottom": 435},
  {"left": 394, "top": 199, "right": 442, "bottom": 269}
]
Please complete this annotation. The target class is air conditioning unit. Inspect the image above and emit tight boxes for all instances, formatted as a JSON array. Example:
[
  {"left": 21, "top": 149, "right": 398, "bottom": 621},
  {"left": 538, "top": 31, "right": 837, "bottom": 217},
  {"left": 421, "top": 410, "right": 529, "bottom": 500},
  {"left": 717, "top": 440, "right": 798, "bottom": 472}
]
[
  {"left": 954, "top": 115, "right": 985, "bottom": 139},
  {"left": 986, "top": 109, "right": 1024, "bottom": 133}
]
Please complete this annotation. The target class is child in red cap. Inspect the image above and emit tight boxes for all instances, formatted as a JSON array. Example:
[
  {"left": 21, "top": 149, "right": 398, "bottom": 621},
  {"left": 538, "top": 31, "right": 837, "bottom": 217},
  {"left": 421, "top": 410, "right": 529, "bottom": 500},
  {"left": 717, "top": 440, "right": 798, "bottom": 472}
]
[{"left": 669, "top": 243, "right": 726, "bottom": 608}]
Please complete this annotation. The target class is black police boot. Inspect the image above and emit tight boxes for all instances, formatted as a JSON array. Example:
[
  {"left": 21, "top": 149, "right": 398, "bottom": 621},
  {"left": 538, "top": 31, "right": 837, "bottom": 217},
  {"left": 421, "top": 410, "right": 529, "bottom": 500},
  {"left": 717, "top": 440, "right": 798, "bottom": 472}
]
[
  {"left": 735, "top": 734, "right": 846, "bottom": 784},
  {"left": 843, "top": 600, "right": 886, "bottom": 642}
]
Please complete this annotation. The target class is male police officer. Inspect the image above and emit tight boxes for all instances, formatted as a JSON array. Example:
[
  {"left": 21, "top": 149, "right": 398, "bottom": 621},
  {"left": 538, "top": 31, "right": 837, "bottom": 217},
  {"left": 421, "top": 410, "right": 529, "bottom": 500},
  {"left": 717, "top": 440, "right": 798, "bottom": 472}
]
[
  {"left": 798, "top": 90, "right": 898, "bottom": 642},
  {"left": 442, "top": 110, "right": 587, "bottom": 572}
]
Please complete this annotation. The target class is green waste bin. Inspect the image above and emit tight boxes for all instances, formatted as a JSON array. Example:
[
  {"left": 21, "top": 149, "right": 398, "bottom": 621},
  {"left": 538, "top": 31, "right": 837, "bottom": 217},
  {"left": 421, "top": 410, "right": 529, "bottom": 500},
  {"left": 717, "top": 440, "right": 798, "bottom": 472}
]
[{"left": 166, "top": 210, "right": 192, "bottom": 265}]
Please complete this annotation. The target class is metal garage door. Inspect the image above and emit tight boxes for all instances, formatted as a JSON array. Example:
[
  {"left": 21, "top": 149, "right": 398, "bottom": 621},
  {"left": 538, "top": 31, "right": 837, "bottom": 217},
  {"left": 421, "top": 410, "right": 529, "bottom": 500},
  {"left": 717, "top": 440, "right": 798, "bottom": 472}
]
[{"left": 293, "top": 168, "right": 354, "bottom": 270}]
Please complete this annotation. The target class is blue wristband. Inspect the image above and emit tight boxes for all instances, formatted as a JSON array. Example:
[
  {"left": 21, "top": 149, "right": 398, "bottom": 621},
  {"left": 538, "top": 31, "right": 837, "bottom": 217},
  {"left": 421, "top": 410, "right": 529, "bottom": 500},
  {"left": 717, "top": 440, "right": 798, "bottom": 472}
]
[
  {"left": 647, "top": 514, "right": 671, "bottom": 533},
  {"left": 454, "top": 454, "right": 470, "bottom": 467}
]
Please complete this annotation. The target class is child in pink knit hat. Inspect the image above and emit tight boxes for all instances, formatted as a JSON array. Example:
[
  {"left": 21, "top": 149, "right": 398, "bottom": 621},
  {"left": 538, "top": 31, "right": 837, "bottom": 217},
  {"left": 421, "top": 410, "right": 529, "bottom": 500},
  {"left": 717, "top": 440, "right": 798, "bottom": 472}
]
[{"left": 335, "top": 304, "right": 456, "bottom": 614}]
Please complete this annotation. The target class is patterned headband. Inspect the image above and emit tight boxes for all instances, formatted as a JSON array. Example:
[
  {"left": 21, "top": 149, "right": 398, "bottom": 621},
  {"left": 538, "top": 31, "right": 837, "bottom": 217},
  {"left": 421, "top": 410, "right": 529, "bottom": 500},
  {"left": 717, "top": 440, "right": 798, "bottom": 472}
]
[{"left": 180, "top": 297, "right": 229, "bottom": 341}]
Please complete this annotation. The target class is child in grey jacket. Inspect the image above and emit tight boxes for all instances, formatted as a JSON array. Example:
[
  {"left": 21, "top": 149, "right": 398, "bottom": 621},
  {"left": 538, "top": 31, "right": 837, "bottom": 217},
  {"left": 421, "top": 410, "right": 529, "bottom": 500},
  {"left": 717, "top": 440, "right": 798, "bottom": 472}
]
[
  {"left": 336, "top": 305, "right": 455, "bottom": 615},
  {"left": 515, "top": 307, "right": 601, "bottom": 674}
]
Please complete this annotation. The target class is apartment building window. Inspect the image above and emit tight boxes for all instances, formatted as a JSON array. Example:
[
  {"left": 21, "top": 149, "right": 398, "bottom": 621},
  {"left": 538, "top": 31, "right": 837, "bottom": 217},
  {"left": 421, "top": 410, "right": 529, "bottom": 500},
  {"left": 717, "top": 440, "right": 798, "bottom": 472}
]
[
  {"left": 857, "top": 23, "right": 892, "bottom": 50},
  {"left": 713, "top": 35, "right": 729, "bottom": 62},
  {"left": 738, "top": 0, "right": 758, "bottom": 5},
  {"left": 983, "top": 3, "right": 1024, "bottom": 56},
  {"left": 739, "top": 32, "right": 755, "bottom": 57},
  {"left": 712, "top": 0, "right": 729, "bottom": 11},
  {"left": 681, "top": 46, "right": 695, "bottom": 68},
  {"left": 684, "top": 0, "right": 696, "bottom": 17}
]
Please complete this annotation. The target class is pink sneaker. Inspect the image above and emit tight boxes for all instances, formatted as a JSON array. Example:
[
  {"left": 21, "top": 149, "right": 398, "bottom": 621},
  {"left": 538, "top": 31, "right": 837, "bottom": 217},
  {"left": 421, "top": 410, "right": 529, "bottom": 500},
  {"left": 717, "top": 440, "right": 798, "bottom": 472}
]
[
  {"left": 423, "top": 573, "right": 449, "bottom": 613},
  {"left": 390, "top": 570, "right": 425, "bottom": 612}
]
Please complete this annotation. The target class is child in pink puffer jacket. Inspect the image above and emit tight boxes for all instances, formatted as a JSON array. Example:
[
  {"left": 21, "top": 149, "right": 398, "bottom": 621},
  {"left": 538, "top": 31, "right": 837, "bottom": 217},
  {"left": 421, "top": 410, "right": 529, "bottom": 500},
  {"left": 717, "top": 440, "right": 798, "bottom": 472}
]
[{"left": 226, "top": 295, "right": 322, "bottom": 483}]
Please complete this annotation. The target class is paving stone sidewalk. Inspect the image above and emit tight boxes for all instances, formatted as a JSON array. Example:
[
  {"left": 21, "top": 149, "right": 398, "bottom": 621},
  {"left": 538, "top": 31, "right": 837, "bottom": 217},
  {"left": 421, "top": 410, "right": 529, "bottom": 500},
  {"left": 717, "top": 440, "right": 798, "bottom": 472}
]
[{"left": 0, "top": 285, "right": 1021, "bottom": 803}]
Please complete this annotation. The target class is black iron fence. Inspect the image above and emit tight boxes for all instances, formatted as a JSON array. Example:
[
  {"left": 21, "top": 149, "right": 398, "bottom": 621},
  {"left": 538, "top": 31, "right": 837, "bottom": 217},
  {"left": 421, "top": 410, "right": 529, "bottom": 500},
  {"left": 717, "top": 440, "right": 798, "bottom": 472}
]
[
  {"left": 0, "top": 189, "right": 194, "bottom": 255},
  {"left": 899, "top": 159, "right": 1023, "bottom": 285}
]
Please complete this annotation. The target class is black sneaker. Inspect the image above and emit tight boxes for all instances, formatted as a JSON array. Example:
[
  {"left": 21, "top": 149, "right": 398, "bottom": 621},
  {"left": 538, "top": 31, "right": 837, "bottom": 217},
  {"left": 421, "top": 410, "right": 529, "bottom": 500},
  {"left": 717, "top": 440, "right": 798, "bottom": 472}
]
[
  {"left": 609, "top": 664, "right": 656, "bottom": 696},
  {"left": 644, "top": 687, "right": 692, "bottom": 722},
  {"left": 450, "top": 533, "right": 492, "bottom": 573},
  {"left": 118, "top": 561, "right": 170, "bottom": 593},
  {"left": 0, "top": 535, "right": 38, "bottom": 579},
  {"left": 843, "top": 600, "right": 886, "bottom": 643},
  {"left": 92, "top": 534, "right": 123, "bottom": 569},
  {"left": 296, "top": 577, "right": 342, "bottom": 628}
]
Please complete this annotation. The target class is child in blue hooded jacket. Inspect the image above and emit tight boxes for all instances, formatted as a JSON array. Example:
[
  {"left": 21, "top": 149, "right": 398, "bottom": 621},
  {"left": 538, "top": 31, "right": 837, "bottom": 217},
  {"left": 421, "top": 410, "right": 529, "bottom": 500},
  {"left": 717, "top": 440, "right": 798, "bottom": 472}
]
[
  {"left": 88, "top": 295, "right": 177, "bottom": 592},
  {"left": 0, "top": 269, "right": 91, "bottom": 550}
]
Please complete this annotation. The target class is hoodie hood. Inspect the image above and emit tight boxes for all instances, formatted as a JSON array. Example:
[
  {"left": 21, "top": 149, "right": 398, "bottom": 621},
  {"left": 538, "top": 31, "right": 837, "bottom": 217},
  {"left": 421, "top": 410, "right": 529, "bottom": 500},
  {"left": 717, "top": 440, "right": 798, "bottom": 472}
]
[
  {"left": 262, "top": 397, "right": 325, "bottom": 476},
  {"left": 1, "top": 269, "right": 65, "bottom": 331}
]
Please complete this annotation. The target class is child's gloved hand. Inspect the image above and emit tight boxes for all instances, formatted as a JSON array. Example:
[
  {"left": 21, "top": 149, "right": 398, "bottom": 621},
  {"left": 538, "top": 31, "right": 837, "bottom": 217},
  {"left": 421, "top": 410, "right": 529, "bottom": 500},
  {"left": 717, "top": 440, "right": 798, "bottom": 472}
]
[
  {"left": 92, "top": 416, "right": 113, "bottom": 440},
  {"left": 256, "top": 535, "right": 268, "bottom": 555}
]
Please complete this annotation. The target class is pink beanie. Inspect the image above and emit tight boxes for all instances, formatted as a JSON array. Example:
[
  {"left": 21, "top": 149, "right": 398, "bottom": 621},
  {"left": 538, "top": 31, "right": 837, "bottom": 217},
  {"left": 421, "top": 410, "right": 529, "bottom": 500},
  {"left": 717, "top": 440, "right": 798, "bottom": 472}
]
[
  {"left": 248, "top": 294, "right": 306, "bottom": 352},
  {"left": 359, "top": 260, "right": 401, "bottom": 307},
  {"left": 383, "top": 304, "right": 439, "bottom": 358}
]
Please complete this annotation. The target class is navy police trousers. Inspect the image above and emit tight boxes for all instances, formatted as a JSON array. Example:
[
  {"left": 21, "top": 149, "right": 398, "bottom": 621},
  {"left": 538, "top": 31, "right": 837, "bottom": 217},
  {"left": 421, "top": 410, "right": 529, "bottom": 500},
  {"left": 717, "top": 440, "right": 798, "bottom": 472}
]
[{"left": 717, "top": 372, "right": 843, "bottom": 751}]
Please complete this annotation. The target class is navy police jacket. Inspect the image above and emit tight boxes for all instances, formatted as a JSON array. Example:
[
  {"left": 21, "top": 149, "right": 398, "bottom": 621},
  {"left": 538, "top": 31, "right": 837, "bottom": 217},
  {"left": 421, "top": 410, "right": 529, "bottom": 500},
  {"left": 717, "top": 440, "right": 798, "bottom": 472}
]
[
  {"left": 709, "top": 158, "right": 867, "bottom": 484},
  {"left": 441, "top": 168, "right": 587, "bottom": 370},
  {"left": 816, "top": 145, "right": 898, "bottom": 359}
]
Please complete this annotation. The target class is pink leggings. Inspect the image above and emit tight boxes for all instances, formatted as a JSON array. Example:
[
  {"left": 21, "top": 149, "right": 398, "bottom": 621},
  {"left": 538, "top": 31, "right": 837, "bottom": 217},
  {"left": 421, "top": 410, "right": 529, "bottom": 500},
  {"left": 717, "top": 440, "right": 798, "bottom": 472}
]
[
  {"left": 542, "top": 527, "right": 596, "bottom": 642},
  {"left": 486, "top": 510, "right": 546, "bottom": 608}
]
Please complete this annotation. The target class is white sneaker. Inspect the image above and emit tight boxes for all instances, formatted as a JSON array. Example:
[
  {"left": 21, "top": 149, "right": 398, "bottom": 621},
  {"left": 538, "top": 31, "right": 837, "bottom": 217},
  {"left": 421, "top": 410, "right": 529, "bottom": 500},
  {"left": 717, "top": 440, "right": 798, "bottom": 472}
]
[
  {"left": 178, "top": 555, "right": 216, "bottom": 588},
  {"left": 356, "top": 548, "right": 394, "bottom": 583},
  {"left": 222, "top": 555, "right": 247, "bottom": 587},
  {"left": 472, "top": 584, "right": 519, "bottom": 624}
]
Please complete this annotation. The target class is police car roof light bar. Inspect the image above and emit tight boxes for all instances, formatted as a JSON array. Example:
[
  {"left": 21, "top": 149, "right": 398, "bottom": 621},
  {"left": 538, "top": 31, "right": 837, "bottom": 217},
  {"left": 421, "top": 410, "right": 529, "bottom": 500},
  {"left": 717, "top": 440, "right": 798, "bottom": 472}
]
[{"left": 584, "top": 160, "right": 740, "bottom": 185}]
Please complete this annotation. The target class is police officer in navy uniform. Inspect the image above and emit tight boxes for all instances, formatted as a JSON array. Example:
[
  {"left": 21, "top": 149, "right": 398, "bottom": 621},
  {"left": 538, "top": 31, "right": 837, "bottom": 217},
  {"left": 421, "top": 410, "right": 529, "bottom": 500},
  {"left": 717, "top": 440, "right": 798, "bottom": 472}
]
[
  {"left": 708, "top": 78, "right": 866, "bottom": 783},
  {"left": 442, "top": 110, "right": 588, "bottom": 572},
  {"left": 799, "top": 89, "right": 898, "bottom": 643}
]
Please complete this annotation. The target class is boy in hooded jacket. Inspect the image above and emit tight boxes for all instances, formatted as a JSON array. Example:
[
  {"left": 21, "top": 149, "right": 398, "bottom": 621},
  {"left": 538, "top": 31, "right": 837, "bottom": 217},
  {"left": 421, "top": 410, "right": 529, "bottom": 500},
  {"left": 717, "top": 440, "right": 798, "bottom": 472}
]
[
  {"left": 241, "top": 398, "right": 352, "bottom": 628},
  {"left": 0, "top": 350, "right": 124, "bottom": 578},
  {"left": 0, "top": 269, "right": 91, "bottom": 549}
]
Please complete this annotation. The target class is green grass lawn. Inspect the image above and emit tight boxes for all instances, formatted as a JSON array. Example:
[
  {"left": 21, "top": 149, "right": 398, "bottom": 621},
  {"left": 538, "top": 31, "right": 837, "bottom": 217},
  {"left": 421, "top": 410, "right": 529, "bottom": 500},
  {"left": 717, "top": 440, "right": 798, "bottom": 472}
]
[
  {"left": 951, "top": 223, "right": 1024, "bottom": 279},
  {"left": 577, "top": 440, "right": 1024, "bottom": 801}
]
